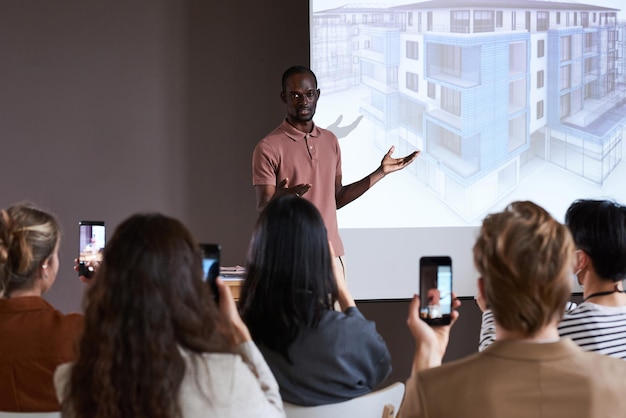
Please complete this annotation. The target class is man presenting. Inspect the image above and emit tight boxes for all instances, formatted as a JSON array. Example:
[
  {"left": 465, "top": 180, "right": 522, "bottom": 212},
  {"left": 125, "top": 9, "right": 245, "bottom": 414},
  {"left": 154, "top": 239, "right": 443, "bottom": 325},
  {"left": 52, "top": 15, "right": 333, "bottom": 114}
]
[{"left": 252, "top": 65, "right": 419, "bottom": 280}]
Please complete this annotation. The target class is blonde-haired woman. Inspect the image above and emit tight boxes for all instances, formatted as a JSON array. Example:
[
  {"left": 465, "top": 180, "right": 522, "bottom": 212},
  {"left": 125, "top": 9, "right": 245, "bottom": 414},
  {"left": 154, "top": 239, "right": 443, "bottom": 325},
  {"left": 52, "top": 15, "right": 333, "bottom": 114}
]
[{"left": 0, "top": 203, "right": 83, "bottom": 412}]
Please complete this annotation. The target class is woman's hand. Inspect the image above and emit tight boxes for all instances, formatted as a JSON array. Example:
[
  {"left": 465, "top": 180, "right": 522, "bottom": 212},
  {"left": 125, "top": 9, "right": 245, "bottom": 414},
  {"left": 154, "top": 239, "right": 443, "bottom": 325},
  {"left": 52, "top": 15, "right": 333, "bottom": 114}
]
[
  {"left": 74, "top": 258, "right": 99, "bottom": 284},
  {"left": 407, "top": 293, "right": 461, "bottom": 371},
  {"left": 216, "top": 277, "right": 252, "bottom": 347},
  {"left": 329, "top": 241, "right": 355, "bottom": 310}
]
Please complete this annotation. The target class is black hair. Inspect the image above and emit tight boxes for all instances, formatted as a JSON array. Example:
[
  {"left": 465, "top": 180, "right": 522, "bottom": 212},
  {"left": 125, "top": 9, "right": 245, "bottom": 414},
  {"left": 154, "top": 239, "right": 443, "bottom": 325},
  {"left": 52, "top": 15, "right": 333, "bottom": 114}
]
[
  {"left": 281, "top": 65, "right": 318, "bottom": 92},
  {"left": 565, "top": 199, "right": 626, "bottom": 282},
  {"left": 239, "top": 195, "right": 337, "bottom": 361}
]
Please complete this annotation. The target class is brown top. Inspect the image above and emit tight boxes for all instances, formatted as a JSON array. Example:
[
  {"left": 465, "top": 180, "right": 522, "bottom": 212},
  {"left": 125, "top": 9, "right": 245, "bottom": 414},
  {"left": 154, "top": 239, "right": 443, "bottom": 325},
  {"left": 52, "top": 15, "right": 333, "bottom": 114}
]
[
  {"left": 253, "top": 119, "right": 344, "bottom": 255},
  {"left": 398, "top": 338, "right": 626, "bottom": 418},
  {"left": 0, "top": 296, "right": 83, "bottom": 412}
]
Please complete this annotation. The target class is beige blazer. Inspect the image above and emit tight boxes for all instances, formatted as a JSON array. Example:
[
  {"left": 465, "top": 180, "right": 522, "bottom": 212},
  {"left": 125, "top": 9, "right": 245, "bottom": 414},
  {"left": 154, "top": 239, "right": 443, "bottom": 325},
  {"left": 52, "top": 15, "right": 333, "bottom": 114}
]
[
  {"left": 398, "top": 338, "right": 626, "bottom": 418},
  {"left": 54, "top": 341, "right": 285, "bottom": 418}
]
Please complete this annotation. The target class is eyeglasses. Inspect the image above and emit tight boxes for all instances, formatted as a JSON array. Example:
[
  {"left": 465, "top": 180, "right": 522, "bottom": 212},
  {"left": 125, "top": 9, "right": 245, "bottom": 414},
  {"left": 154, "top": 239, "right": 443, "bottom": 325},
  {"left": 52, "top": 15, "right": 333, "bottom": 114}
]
[{"left": 286, "top": 90, "right": 319, "bottom": 102}]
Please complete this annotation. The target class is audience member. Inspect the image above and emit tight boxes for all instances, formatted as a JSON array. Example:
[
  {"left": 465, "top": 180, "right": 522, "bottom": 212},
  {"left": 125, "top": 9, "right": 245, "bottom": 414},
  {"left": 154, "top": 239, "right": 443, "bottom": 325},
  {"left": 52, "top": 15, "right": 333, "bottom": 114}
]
[
  {"left": 398, "top": 201, "right": 626, "bottom": 418},
  {"left": 478, "top": 199, "right": 626, "bottom": 358},
  {"left": 0, "top": 203, "right": 83, "bottom": 412},
  {"left": 54, "top": 213, "right": 284, "bottom": 418},
  {"left": 239, "top": 195, "right": 391, "bottom": 406}
]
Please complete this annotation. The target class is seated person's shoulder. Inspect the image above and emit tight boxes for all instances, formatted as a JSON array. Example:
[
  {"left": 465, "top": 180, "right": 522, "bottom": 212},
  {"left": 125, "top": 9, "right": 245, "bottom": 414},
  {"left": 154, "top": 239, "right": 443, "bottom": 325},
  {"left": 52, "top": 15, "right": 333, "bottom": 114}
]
[
  {"left": 50, "top": 309, "right": 84, "bottom": 333},
  {"left": 318, "top": 307, "right": 383, "bottom": 342},
  {"left": 53, "top": 361, "right": 73, "bottom": 402}
]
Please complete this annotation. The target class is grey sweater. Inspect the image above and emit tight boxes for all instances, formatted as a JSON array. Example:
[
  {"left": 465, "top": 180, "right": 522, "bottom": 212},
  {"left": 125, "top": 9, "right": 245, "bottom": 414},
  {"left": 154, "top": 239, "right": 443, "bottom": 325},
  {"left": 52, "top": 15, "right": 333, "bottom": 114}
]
[{"left": 258, "top": 306, "right": 392, "bottom": 406}]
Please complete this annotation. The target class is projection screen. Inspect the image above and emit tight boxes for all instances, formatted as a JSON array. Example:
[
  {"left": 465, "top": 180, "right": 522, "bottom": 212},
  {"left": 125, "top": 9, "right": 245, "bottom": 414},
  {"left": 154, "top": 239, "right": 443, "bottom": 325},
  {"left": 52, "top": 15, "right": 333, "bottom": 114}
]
[{"left": 310, "top": 0, "right": 626, "bottom": 298}]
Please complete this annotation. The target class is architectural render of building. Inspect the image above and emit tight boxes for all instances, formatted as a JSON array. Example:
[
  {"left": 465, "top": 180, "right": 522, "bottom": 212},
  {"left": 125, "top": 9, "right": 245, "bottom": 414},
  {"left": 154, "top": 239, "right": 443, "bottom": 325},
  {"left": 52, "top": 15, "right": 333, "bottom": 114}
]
[{"left": 312, "top": 0, "right": 625, "bottom": 221}]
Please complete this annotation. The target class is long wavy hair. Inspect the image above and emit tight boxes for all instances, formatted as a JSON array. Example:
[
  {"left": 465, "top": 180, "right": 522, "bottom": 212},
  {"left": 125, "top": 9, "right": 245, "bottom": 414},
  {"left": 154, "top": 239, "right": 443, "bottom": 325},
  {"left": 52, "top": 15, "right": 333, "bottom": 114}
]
[
  {"left": 64, "top": 213, "right": 230, "bottom": 418},
  {"left": 239, "top": 195, "right": 337, "bottom": 361},
  {"left": 0, "top": 203, "right": 60, "bottom": 297}
]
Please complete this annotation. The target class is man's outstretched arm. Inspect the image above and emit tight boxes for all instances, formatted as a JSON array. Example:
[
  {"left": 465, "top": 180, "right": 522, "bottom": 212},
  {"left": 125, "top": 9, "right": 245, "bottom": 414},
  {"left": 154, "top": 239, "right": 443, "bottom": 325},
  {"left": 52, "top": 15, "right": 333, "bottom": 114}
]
[{"left": 335, "top": 146, "right": 420, "bottom": 209}]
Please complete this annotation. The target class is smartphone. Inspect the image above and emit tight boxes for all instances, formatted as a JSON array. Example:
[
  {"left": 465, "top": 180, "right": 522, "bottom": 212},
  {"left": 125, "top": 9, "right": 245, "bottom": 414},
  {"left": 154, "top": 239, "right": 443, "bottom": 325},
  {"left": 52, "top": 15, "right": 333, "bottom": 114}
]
[
  {"left": 419, "top": 256, "right": 453, "bottom": 326},
  {"left": 78, "top": 221, "right": 106, "bottom": 279},
  {"left": 200, "top": 243, "right": 220, "bottom": 302}
]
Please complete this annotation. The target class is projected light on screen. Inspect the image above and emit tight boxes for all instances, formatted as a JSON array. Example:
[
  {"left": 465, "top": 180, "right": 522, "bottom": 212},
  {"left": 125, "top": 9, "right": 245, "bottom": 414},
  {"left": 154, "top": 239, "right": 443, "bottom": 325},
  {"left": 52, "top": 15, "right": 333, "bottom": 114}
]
[{"left": 310, "top": 0, "right": 626, "bottom": 229}]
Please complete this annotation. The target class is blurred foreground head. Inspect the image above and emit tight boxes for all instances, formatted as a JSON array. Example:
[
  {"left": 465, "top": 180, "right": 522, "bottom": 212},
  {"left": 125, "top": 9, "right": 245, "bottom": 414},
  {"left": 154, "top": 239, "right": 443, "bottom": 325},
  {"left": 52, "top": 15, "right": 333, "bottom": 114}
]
[{"left": 473, "top": 201, "right": 575, "bottom": 337}]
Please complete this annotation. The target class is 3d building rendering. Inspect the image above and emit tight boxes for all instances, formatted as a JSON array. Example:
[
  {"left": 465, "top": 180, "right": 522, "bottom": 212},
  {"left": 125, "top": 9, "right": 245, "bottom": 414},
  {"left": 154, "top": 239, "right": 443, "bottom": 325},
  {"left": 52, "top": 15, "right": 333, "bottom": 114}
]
[{"left": 312, "top": 0, "right": 625, "bottom": 221}]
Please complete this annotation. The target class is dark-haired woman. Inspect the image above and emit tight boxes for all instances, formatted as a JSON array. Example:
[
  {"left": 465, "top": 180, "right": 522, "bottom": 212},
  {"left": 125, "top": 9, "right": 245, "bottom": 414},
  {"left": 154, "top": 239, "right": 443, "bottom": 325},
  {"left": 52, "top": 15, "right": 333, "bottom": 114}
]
[
  {"left": 239, "top": 195, "right": 391, "bottom": 406},
  {"left": 54, "top": 213, "right": 284, "bottom": 418}
]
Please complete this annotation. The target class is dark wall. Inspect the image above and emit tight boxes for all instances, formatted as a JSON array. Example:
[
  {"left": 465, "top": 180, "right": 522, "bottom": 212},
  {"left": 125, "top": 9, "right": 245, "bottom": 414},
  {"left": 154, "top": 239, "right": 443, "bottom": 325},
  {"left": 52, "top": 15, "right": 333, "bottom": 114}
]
[
  {"left": 0, "top": 0, "right": 309, "bottom": 313},
  {"left": 358, "top": 296, "right": 483, "bottom": 385},
  {"left": 0, "top": 0, "right": 486, "bottom": 378},
  {"left": 184, "top": 0, "right": 311, "bottom": 268}
]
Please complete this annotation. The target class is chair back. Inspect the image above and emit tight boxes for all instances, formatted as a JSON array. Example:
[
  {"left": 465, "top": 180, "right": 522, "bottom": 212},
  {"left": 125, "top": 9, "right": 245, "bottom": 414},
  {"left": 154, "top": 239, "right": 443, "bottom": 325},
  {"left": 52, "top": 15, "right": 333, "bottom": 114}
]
[
  {"left": 284, "top": 382, "right": 405, "bottom": 418},
  {"left": 0, "top": 413, "right": 61, "bottom": 418}
]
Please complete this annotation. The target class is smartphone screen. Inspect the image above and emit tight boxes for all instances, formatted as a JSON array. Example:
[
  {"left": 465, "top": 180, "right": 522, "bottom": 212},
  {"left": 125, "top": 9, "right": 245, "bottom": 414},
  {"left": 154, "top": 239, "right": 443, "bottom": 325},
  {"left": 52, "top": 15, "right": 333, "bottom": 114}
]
[
  {"left": 419, "top": 256, "right": 452, "bottom": 326},
  {"left": 200, "top": 243, "right": 220, "bottom": 302},
  {"left": 78, "top": 220, "right": 105, "bottom": 279}
]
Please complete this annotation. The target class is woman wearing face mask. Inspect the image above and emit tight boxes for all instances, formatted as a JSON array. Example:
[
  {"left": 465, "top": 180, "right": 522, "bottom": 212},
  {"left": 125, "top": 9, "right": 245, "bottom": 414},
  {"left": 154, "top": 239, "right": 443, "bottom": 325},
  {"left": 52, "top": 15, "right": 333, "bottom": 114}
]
[{"left": 478, "top": 199, "right": 626, "bottom": 359}]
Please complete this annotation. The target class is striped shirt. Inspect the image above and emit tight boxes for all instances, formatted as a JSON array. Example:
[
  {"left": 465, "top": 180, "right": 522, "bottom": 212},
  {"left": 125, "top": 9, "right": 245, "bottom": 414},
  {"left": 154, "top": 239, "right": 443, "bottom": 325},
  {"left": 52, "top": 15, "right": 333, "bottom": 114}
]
[{"left": 479, "top": 301, "right": 626, "bottom": 359}]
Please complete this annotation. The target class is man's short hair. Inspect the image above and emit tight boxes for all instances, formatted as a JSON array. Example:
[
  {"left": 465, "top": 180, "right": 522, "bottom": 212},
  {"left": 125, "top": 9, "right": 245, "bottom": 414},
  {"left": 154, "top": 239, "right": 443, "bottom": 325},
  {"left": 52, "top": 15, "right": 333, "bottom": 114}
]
[
  {"left": 473, "top": 201, "right": 574, "bottom": 336},
  {"left": 281, "top": 65, "right": 318, "bottom": 92},
  {"left": 565, "top": 199, "right": 626, "bottom": 282}
]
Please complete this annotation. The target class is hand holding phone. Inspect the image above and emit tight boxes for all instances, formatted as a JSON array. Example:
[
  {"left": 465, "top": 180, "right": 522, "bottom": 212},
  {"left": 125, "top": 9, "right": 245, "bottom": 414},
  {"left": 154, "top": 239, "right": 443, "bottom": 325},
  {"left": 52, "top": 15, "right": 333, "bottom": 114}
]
[
  {"left": 78, "top": 221, "right": 105, "bottom": 279},
  {"left": 200, "top": 243, "right": 221, "bottom": 303},
  {"left": 419, "top": 256, "right": 453, "bottom": 326}
]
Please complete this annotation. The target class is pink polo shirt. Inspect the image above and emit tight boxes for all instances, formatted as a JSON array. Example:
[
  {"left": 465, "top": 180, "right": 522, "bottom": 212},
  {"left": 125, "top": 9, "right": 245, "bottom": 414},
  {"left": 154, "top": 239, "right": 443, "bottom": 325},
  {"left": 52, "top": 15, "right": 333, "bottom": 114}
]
[{"left": 252, "top": 119, "right": 344, "bottom": 256}]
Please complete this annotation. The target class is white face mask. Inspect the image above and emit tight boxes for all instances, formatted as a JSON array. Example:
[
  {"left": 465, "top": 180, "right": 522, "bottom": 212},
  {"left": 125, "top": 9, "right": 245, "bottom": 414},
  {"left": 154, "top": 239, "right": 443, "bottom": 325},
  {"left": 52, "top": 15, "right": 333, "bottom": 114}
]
[
  {"left": 573, "top": 250, "right": 583, "bottom": 288},
  {"left": 573, "top": 269, "right": 583, "bottom": 288}
]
